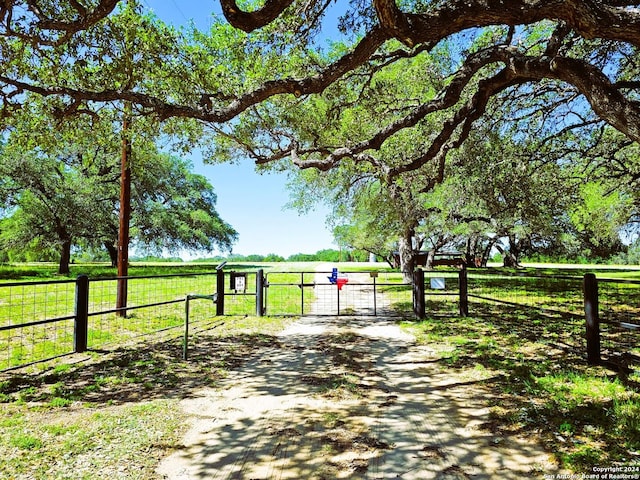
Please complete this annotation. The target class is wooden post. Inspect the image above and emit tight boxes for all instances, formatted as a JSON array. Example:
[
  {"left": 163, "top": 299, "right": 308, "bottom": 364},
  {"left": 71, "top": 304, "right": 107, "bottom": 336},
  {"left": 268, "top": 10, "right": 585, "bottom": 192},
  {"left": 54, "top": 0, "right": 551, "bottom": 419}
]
[
  {"left": 116, "top": 107, "right": 131, "bottom": 317},
  {"left": 117, "top": 0, "right": 135, "bottom": 316},
  {"left": 256, "top": 269, "right": 264, "bottom": 317},
  {"left": 216, "top": 268, "right": 225, "bottom": 316},
  {"left": 74, "top": 275, "right": 89, "bottom": 353},
  {"left": 459, "top": 266, "right": 469, "bottom": 317},
  {"left": 413, "top": 269, "right": 425, "bottom": 319},
  {"left": 584, "top": 273, "right": 601, "bottom": 365}
]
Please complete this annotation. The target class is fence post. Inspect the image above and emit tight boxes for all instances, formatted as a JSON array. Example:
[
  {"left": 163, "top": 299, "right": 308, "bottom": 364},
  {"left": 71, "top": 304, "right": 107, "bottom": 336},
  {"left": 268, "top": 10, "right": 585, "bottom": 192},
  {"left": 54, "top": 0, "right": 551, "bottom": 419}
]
[
  {"left": 216, "top": 268, "right": 225, "bottom": 315},
  {"left": 183, "top": 296, "right": 190, "bottom": 360},
  {"left": 413, "top": 269, "right": 426, "bottom": 319},
  {"left": 74, "top": 275, "right": 89, "bottom": 353},
  {"left": 256, "top": 269, "right": 264, "bottom": 317},
  {"left": 584, "top": 273, "right": 601, "bottom": 365},
  {"left": 459, "top": 266, "right": 469, "bottom": 317}
]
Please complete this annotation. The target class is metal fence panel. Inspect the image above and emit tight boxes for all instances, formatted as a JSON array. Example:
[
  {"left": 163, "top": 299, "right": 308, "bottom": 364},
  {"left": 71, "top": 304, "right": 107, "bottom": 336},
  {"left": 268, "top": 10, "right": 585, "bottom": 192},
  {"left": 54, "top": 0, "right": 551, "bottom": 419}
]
[
  {"left": 0, "top": 279, "right": 76, "bottom": 370},
  {"left": 598, "top": 278, "right": 640, "bottom": 362},
  {"left": 86, "top": 273, "right": 219, "bottom": 349}
]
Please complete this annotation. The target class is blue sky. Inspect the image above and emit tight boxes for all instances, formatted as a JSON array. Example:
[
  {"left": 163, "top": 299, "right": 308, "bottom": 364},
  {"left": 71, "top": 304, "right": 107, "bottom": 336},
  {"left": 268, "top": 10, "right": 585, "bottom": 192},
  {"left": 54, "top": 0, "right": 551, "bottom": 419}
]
[
  {"left": 140, "top": 0, "right": 336, "bottom": 257},
  {"left": 193, "top": 159, "right": 335, "bottom": 257}
]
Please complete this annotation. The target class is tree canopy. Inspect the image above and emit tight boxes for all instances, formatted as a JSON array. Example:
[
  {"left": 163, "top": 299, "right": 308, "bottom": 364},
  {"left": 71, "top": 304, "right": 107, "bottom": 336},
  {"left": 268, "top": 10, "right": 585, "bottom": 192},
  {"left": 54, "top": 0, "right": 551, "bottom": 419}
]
[
  {"left": 1, "top": 1, "right": 637, "bottom": 169},
  {"left": 0, "top": 101, "right": 237, "bottom": 273},
  {"left": 1, "top": 1, "right": 639, "bottom": 269}
]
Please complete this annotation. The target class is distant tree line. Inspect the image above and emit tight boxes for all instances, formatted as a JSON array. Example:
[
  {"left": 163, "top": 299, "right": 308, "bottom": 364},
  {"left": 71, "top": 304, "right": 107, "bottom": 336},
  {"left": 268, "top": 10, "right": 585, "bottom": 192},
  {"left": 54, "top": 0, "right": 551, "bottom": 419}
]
[{"left": 197, "top": 249, "right": 370, "bottom": 264}]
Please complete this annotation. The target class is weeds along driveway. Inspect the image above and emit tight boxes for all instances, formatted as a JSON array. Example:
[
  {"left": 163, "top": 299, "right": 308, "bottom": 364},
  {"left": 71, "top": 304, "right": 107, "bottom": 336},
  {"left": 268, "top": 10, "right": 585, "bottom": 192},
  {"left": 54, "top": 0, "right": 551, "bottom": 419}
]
[{"left": 157, "top": 311, "right": 561, "bottom": 479}]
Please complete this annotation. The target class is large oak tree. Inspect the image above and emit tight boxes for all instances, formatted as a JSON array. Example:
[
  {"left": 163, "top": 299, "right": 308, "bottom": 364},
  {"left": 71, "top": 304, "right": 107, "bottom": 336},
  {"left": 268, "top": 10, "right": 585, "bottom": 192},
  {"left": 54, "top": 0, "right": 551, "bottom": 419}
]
[
  {"left": 1, "top": 1, "right": 639, "bottom": 272},
  {"left": 0, "top": 2, "right": 637, "bottom": 160},
  {"left": 0, "top": 101, "right": 237, "bottom": 273}
]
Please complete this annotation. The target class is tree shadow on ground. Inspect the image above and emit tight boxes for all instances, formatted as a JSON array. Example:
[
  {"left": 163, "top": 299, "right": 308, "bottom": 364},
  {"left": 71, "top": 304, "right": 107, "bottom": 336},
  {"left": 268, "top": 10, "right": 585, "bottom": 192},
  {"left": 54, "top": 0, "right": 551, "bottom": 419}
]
[
  {"left": 0, "top": 330, "right": 283, "bottom": 406},
  {"left": 401, "top": 301, "right": 640, "bottom": 471}
]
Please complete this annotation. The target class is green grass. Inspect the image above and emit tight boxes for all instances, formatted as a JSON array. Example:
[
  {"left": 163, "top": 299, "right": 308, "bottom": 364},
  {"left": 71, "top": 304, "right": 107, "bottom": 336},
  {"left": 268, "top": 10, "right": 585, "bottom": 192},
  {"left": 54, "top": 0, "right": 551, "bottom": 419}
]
[
  {"left": 1, "top": 399, "right": 185, "bottom": 479},
  {"left": 0, "top": 262, "right": 320, "bottom": 370},
  {"left": 400, "top": 305, "right": 640, "bottom": 472},
  {"left": 0, "top": 314, "right": 295, "bottom": 479}
]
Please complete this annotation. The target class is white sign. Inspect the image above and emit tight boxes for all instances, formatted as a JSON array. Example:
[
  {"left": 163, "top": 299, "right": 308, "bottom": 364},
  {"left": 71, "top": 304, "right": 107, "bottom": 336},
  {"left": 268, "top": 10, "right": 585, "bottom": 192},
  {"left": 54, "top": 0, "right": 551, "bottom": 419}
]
[{"left": 430, "top": 277, "right": 445, "bottom": 290}]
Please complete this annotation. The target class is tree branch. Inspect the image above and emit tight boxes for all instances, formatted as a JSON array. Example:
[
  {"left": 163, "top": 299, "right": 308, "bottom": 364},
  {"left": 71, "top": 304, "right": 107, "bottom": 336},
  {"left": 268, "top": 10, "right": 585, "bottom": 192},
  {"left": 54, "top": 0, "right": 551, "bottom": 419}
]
[
  {"left": 219, "top": 0, "right": 295, "bottom": 32},
  {"left": 286, "top": 44, "right": 640, "bottom": 175},
  {"left": 403, "top": 0, "right": 640, "bottom": 49},
  {"left": 1, "top": 25, "right": 389, "bottom": 121},
  {"left": 3, "top": 0, "right": 121, "bottom": 46}
]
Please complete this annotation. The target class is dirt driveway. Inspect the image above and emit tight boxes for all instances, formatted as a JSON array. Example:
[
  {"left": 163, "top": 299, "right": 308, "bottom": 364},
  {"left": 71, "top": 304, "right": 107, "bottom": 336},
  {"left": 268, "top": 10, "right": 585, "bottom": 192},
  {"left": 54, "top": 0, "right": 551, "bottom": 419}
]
[{"left": 158, "top": 267, "right": 560, "bottom": 479}]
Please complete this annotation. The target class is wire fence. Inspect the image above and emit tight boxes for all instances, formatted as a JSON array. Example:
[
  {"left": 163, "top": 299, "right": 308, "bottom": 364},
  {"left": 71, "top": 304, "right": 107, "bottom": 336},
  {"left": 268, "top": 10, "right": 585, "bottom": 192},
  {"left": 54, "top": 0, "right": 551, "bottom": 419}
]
[
  {"left": 422, "top": 270, "right": 460, "bottom": 315},
  {"left": 0, "top": 279, "right": 77, "bottom": 371},
  {"left": 0, "top": 272, "right": 225, "bottom": 371},
  {"left": 465, "top": 271, "right": 639, "bottom": 366},
  {"left": 1, "top": 267, "right": 638, "bottom": 372},
  {"left": 468, "top": 272, "right": 584, "bottom": 316},
  {"left": 463, "top": 272, "right": 585, "bottom": 355},
  {"left": 85, "top": 273, "right": 220, "bottom": 349},
  {"left": 598, "top": 278, "right": 640, "bottom": 363}
]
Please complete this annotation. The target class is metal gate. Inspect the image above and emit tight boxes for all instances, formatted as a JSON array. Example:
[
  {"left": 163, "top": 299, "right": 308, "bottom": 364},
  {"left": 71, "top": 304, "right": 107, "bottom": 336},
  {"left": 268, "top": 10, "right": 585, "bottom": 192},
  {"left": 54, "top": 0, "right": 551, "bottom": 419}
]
[
  {"left": 211, "top": 268, "right": 460, "bottom": 317},
  {"left": 262, "top": 269, "right": 413, "bottom": 316}
]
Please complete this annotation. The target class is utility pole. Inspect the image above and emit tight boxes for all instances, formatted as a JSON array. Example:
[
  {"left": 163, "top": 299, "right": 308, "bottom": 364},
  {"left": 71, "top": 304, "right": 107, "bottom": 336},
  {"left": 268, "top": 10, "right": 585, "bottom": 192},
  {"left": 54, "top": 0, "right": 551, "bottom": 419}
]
[
  {"left": 116, "top": 106, "right": 131, "bottom": 317},
  {"left": 116, "top": 0, "right": 135, "bottom": 317}
]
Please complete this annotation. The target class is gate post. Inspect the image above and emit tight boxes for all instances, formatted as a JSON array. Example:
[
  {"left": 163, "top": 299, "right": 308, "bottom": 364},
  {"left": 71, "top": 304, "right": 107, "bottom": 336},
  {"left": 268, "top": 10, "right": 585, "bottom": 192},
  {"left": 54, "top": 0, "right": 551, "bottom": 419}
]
[
  {"left": 413, "top": 269, "right": 426, "bottom": 319},
  {"left": 256, "top": 269, "right": 264, "bottom": 317},
  {"left": 459, "top": 266, "right": 469, "bottom": 317},
  {"left": 183, "top": 296, "right": 191, "bottom": 361},
  {"left": 584, "top": 273, "right": 601, "bottom": 365},
  {"left": 216, "top": 268, "right": 225, "bottom": 315},
  {"left": 74, "top": 275, "right": 89, "bottom": 353}
]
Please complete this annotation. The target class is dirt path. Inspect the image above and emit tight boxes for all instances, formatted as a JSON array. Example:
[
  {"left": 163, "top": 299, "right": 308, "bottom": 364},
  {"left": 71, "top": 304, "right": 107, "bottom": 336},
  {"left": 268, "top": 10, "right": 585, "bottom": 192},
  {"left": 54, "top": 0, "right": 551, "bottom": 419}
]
[{"left": 157, "top": 268, "right": 560, "bottom": 479}]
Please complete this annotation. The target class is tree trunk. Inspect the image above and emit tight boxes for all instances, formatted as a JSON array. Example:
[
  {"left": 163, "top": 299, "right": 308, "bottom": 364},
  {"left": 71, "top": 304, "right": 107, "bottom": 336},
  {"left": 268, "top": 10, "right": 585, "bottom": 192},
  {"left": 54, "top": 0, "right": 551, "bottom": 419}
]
[
  {"left": 503, "top": 251, "right": 519, "bottom": 267},
  {"left": 504, "top": 235, "right": 522, "bottom": 267},
  {"left": 496, "top": 237, "right": 520, "bottom": 267},
  {"left": 494, "top": 242, "right": 519, "bottom": 268},
  {"left": 104, "top": 241, "right": 118, "bottom": 267},
  {"left": 58, "top": 239, "right": 72, "bottom": 275},
  {"left": 464, "top": 236, "right": 481, "bottom": 268},
  {"left": 481, "top": 238, "right": 496, "bottom": 267},
  {"left": 384, "top": 254, "right": 396, "bottom": 269},
  {"left": 425, "top": 249, "right": 435, "bottom": 270},
  {"left": 398, "top": 233, "right": 416, "bottom": 283}
]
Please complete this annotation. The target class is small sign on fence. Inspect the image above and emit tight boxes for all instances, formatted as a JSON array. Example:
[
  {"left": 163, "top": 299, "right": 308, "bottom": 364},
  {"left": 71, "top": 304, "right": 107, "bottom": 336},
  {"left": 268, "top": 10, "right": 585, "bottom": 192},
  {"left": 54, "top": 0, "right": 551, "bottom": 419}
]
[
  {"left": 430, "top": 277, "right": 446, "bottom": 290},
  {"left": 230, "top": 272, "right": 247, "bottom": 292}
]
